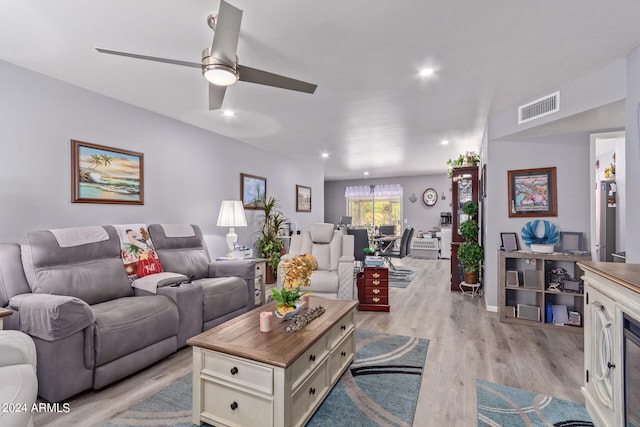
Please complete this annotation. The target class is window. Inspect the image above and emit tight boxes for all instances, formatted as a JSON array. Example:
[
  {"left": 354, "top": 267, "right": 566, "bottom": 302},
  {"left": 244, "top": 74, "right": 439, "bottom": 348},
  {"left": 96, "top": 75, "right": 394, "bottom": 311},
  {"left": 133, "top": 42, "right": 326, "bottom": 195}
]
[{"left": 344, "top": 185, "right": 403, "bottom": 233}]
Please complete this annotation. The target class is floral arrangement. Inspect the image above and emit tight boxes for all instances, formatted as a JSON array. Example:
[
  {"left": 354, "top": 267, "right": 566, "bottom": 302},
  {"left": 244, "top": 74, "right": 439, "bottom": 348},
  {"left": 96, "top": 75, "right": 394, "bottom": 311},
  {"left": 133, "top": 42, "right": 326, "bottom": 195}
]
[{"left": 271, "top": 253, "right": 316, "bottom": 316}]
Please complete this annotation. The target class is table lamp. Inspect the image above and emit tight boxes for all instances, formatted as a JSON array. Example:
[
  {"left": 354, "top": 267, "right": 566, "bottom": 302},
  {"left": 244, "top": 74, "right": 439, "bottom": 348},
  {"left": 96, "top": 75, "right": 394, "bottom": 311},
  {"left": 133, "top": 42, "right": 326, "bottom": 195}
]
[{"left": 216, "top": 200, "right": 247, "bottom": 253}]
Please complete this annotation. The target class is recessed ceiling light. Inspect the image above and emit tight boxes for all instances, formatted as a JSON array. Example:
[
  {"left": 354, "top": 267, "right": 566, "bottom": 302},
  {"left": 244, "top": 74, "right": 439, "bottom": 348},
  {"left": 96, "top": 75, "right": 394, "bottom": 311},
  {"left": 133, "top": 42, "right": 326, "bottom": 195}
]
[
  {"left": 441, "top": 140, "right": 449, "bottom": 145},
  {"left": 321, "top": 152, "right": 329, "bottom": 159},
  {"left": 419, "top": 68, "right": 435, "bottom": 77},
  {"left": 363, "top": 171, "right": 369, "bottom": 176},
  {"left": 222, "top": 110, "right": 235, "bottom": 117}
]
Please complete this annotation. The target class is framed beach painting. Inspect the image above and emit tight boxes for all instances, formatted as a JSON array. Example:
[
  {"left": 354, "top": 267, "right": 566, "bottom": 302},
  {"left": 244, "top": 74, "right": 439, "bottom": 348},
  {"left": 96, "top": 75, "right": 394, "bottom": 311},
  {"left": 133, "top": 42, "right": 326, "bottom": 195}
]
[
  {"left": 241, "top": 173, "right": 266, "bottom": 209},
  {"left": 71, "top": 140, "right": 144, "bottom": 204},
  {"left": 296, "top": 185, "right": 311, "bottom": 212},
  {"left": 507, "top": 167, "right": 557, "bottom": 218}
]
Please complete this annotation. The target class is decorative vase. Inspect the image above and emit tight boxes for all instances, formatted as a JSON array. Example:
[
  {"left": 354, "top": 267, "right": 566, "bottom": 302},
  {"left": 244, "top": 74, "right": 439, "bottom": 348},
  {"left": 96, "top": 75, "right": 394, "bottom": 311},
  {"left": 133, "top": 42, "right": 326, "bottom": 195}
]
[
  {"left": 463, "top": 271, "right": 479, "bottom": 285},
  {"left": 275, "top": 300, "right": 305, "bottom": 320}
]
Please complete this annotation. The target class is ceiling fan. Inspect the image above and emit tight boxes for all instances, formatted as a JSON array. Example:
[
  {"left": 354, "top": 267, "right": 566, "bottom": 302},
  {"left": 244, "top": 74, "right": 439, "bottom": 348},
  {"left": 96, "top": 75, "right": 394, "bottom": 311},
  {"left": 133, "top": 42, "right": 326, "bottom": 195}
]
[{"left": 96, "top": 0, "right": 317, "bottom": 110}]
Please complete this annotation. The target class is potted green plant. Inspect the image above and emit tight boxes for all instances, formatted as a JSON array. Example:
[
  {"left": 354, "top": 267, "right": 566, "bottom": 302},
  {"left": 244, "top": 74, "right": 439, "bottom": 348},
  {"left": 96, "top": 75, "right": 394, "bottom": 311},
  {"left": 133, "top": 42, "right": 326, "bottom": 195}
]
[
  {"left": 446, "top": 152, "right": 480, "bottom": 177},
  {"left": 458, "top": 201, "right": 483, "bottom": 284},
  {"left": 256, "top": 197, "right": 286, "bottom": 284}
]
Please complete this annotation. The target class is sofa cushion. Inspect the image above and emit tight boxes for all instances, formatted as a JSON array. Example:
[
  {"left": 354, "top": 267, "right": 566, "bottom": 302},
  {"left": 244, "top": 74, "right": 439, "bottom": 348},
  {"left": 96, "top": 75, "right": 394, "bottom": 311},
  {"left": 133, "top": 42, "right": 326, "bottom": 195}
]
[
  {"left": 21, "top": 226, "right": 132, "bottom": 305},
  {"left": 195, "top": 277, "right": 248, "bottom": 322},
  {"left": 148, "top": 224, "right": 210, "bottom": 280},
  {"left": 91, "top": 295, "right": 178, "bottom": 366},
  {"left": 308, "top": 270, "right": 339, "bottom": 293}
]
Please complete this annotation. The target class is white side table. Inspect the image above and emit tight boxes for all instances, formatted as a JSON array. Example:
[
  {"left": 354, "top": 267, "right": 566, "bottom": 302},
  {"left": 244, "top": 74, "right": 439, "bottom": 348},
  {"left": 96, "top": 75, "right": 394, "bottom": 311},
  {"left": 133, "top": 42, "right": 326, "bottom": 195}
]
[{"left": 459, "top": 281, "right": 482, "bottom": 297}]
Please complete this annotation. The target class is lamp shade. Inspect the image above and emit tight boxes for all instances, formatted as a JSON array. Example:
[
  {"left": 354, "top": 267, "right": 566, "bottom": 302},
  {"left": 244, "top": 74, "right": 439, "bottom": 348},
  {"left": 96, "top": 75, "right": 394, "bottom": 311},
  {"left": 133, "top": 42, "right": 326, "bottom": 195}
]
[{"left": 217, "top": 200, "right": 247, "bottom": 227}]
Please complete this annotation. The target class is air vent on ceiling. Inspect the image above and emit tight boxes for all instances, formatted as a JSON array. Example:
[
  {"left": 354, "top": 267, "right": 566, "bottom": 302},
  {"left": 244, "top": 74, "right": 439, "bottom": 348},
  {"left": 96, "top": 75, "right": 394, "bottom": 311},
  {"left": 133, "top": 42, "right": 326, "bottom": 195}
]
[{"left": 518, "top": 91, "right": 560, "bottom": 124}]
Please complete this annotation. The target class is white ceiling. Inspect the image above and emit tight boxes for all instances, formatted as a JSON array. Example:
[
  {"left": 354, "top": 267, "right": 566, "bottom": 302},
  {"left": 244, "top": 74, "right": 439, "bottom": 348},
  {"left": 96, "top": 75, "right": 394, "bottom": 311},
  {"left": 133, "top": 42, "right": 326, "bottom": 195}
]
[{"left": 1, "top": 1, "right": 639, "bottom": 180}]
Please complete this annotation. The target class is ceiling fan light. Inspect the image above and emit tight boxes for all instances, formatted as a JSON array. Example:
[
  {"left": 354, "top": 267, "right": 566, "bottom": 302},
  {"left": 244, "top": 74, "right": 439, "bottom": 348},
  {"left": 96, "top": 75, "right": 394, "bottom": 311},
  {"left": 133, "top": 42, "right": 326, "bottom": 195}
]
[
  {"left": 204, "top": 66, "right": 238, "bottom": 86},
  {"left": 202, "top": 47, "right": 239, "bottom": 86}
]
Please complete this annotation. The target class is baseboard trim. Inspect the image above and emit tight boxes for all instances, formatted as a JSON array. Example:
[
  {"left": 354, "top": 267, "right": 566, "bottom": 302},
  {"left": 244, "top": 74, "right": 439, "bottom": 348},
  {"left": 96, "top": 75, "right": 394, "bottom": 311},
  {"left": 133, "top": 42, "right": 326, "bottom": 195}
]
[{"left": 485, "top": 304, "right": 498, "bottom": 313}]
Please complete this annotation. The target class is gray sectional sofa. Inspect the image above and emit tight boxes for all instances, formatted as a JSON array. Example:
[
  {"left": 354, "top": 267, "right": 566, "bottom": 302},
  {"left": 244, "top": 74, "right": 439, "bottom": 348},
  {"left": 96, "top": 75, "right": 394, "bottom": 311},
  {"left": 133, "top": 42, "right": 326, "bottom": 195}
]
[{"left": 0, "top": 224, "right": 255, "bottom": 403}]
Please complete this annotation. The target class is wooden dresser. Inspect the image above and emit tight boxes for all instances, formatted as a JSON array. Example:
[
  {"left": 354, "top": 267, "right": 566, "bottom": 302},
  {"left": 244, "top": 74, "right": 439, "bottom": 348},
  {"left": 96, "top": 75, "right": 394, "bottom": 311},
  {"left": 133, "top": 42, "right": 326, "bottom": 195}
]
[
  {"left": 187, "top": 297, "right": 357, "bottom": 427},
  {"left": 357, "top": 266, "right": 390, "bottom": 312}
]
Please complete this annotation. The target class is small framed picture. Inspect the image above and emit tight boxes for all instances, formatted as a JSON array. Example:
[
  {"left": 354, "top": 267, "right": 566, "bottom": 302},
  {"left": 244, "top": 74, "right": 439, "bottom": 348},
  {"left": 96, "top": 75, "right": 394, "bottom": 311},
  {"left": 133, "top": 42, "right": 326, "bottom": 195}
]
[
  {"left": 558, "top": 232, "right": 583, "bottom": 253},
  {"left": 296, "top": 185, "right": 311, "bottom": 212},
  {"left": 506, "top": 270, "right": 520, "bottom": 288},
  {"left": 500, "top": 232, "right": 519, "bottom": 252},
  {"left": 241, "top": 173, "right": 266, "bottom": 210}
]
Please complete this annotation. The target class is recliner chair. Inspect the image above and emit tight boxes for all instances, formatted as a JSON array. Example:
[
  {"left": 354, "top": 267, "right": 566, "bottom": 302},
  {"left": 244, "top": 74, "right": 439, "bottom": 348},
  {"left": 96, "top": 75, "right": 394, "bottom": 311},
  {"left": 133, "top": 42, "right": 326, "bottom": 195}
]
[
  {"left": 0, "top": 330, "right": 38, "bottom": 427},
  {"left": 277, "top": 223, "right": 355, "bottom": 299}
]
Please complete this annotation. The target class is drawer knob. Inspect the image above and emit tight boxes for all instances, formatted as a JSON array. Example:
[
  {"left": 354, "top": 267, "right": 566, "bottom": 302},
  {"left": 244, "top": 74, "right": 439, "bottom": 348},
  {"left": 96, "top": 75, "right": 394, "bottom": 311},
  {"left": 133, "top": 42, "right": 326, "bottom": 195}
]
[
  {"left": 309, "top": 387, "right": 316, "bottom": 395},
  {"left": 341, "top": 325, "right": 346, "bottom": 331},
  {"left": 309, "top": 354, "right": 316, "bottom": 362},
  {"left": 230, "top": 367, "right": 238, "bottom": 375},
  {"left": 373, "top": 288, "right": 380, "bottom": 294},
  {"left": 230, "top": 401, "right": 238, "bottom": 411},
  {"left": 373, "top": 280, "right": 380, "bottom": 285},
  {"left": 373, "top": 297, "right": 380, "bottom": 303},
  {"left": 607, "top": 362, "right": 616, "bottom": 369},
  {"left": 373, "top": 273, "right": 380, "bottom": 278},
  {"left": 341, "top": 351, "right": 346, "bottom": 357}
]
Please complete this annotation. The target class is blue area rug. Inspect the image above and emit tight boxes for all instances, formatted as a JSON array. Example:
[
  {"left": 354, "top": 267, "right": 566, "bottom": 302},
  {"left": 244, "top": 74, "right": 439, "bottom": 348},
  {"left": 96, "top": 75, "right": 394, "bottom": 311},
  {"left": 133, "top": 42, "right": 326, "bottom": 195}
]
[
  {"left": 103, "top": 330, "right": 429, "bottom": 427},
  {"left": 477, "top": 380, "right": 594, "bottom": 426}
]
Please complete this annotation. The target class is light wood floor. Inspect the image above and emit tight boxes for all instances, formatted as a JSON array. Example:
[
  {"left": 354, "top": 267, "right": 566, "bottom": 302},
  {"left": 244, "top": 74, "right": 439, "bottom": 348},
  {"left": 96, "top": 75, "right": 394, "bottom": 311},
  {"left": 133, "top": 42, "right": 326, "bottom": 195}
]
[{"left": 34, "top": 258, "right": 584, "bottom": 426}]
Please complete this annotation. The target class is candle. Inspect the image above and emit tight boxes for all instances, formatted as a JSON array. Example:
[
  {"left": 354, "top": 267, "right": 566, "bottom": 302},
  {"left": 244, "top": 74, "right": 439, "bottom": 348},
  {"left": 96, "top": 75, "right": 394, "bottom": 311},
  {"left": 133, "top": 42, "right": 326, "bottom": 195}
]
[{"left": 260, "top": 311, "right": 273, "bottom": 332}]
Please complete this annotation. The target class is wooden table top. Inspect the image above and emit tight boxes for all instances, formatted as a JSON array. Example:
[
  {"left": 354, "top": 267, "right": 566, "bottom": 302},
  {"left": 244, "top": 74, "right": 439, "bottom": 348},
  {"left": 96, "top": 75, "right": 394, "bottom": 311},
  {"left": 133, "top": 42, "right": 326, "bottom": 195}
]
[
  {"left": 0, "top": 307, "right": 12, "bottom": 318},
  {"left": 578, "top": 261, "right": 640, "bottom": 294},
  {"left": 187, "top": 296, "right": 357, "bottom": 368}
]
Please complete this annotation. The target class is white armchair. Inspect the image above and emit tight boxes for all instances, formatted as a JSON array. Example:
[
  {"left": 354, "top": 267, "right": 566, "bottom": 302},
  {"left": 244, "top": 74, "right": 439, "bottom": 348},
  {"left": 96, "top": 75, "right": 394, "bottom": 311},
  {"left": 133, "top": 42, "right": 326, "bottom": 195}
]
[
  {"left": 0, "top": 330, "right": 38, "bottom": 427},
  {"left": 277, "top": 223, "right": 355, "bottom": 299}
]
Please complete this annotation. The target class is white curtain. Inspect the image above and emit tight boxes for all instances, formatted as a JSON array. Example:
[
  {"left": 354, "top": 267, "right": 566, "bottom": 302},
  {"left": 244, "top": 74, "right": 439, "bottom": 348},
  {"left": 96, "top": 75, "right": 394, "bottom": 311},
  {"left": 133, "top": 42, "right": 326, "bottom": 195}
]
[{"left": 344, "top": 184, "right": 402, "bottom": 198}]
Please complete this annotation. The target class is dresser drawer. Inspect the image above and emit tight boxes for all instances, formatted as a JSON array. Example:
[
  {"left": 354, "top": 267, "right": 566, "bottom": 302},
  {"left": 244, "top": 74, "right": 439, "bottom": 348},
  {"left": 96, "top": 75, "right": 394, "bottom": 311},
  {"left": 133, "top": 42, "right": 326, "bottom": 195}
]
[
  {"left": 330, "top": 332, "right": 354, "bottom": 383},
  {"left": 365, "top": 278, "right": 387, "bottom": 287},
  {"left": 290, "top": 336, "right": 328, "bottom": 389},
  {"left": 291, "top": 360, "right": 329, "bottom": 427},
  {"left": 201, "top": 379, "right": 273, "bottom": 427},
  {"left": 202, "top": 350, "right": 273, "bottom": 394},
  {"left": 364, "top": 287, "right": 388, "bottom": 297},
  {"left": 329, "top": 309, "right": 355, "bottom": 349},
  {"left": 361, "top": 295, "right": 388, "bottom": 305},
  {"left": 364, "top": 267, "right": 388, "bottom": 280}
]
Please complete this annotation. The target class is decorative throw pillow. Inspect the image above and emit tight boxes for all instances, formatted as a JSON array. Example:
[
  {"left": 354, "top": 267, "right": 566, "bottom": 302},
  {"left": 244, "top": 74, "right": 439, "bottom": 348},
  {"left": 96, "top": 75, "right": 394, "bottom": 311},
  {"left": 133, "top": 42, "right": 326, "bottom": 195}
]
[{"left": 114, "top": 224, "right": 164, "bottom": 282}]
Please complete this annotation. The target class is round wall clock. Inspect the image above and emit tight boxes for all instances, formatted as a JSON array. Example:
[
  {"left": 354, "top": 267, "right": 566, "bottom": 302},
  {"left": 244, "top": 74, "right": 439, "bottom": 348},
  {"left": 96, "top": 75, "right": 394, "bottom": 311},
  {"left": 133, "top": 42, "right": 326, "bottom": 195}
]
[{"left": 423, "top": 188, "right": 438, "bottom": 206}]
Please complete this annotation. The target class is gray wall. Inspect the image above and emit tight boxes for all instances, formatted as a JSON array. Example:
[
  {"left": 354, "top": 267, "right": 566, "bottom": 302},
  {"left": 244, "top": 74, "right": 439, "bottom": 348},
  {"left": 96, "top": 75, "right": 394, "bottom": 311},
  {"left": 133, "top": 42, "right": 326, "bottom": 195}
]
[
  {"left": 483, "top": 133, "right": 591, "bottom": 309},
  {"left": 324, "top": 174, "right": 451, "bottom": 233},
  {"left": 0, "top": 60, "right": 324, "bottom": 256},
  {"left": 625, "top": 46, "right": 640, "bottom": 262}
]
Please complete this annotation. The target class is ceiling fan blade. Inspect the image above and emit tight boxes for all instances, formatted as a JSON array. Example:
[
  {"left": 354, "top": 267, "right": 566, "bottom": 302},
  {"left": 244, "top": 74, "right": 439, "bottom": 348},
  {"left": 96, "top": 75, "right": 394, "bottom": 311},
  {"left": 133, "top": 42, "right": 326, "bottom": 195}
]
[
  {"left": 209, "top": 83, "right": 226, "bottom": 110},
  {"left": 238, "top": 65, "right": 317, "bottom": 94},
  {"left": 211, "top": 0, "right": 242, "bottom": 66},
  {"left": 95, "top": 48, "right": 201, "bottom": 69}
]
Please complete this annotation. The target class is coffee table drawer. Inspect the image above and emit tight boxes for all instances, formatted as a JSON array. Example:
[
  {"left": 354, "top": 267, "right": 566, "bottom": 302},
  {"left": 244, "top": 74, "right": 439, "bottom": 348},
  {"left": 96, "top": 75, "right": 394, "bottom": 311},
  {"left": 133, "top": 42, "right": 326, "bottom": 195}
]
[
  {"left": 290, "top": 336, "right": 328, "bottom": 389},
  {"left": 202, "top": 380, "right": 273, "bottom": 427},
  {"left": 329, "top": 310, "right": 355, "bottom": 349},
  {"left": 202, "top": 351, "right": 273, "bottom": 394},
  {"left": 330, "top": 331, "right": 354, "bottom": 383},
  {"left": 291, "top": 360, "right": 329, "bottom": 426}
]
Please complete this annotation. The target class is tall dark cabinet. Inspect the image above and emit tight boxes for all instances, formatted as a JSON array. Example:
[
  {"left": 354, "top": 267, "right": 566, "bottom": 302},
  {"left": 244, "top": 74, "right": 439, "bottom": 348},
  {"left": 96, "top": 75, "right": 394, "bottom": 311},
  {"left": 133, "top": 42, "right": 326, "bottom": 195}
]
[{"left": 450, "top": 166, "right": 479, "bottom": 291}]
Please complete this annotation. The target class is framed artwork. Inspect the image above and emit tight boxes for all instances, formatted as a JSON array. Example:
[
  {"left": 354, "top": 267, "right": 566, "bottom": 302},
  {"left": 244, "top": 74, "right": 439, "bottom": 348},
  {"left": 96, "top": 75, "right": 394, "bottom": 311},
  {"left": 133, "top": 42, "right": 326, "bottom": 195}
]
[
  {"left": 241, "top": 173, "right": 266, "bottom": 209},
  {"left": 500, "top": 232, "right": 519, "bottom": 252},
  {"left": 71, "top": 140, "right": 144, "bottom": 205},
  {"left": 558, "top": 231, "right": 584, "bottom": 253},
  {"left": 507, "top": 167, "right": 557, "bottom": 218},
  {"left": 506, "top": 270, "right": 520, "bottom": 288},
  {"left": 296, "top": 184, "right": 312, "bottom": 212}
]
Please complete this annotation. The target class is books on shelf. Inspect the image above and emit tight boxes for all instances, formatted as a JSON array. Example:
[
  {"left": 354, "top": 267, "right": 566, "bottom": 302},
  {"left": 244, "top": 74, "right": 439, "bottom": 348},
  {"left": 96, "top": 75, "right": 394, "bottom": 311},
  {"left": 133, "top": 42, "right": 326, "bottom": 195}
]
[{"left": 364, "top": 256, "right": 385, "bottom": 267}]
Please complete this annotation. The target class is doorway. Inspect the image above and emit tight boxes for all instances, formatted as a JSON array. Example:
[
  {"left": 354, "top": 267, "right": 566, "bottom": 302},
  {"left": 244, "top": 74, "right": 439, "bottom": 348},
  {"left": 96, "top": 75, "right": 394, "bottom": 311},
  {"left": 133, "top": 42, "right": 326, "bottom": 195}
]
[{"left": 590, "top": 131, "right": 625, "bottom": 261}]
